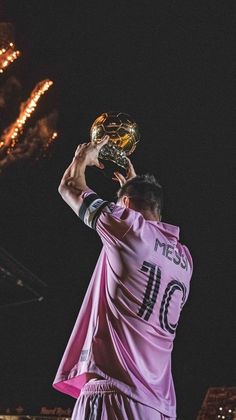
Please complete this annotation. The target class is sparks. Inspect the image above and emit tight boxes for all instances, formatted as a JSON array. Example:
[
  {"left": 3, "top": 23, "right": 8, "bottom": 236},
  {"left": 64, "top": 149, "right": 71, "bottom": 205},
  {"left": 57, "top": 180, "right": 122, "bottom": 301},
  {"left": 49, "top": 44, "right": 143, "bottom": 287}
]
[
  {"left": 0, "top": 42, "right": 21, "bottom": 73},
  {"left": 0, "top": 112, "right": 59, "bottom": 174},
  {"left": 50, "top": 131, "right": 58, "bottom": 142},
  {"left": 0, "top": 79, "right": 53, "bottom": 150},
  {"left": 40, "top": 130, "right": 58, "bottom": 158}
]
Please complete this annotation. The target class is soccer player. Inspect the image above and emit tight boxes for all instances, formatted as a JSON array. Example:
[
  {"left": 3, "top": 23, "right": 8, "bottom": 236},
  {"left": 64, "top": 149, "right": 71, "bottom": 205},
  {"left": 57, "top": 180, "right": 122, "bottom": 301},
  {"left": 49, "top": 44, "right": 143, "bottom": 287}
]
[{"left": 53, "top": 135, "right": 193, "bottom": 420}]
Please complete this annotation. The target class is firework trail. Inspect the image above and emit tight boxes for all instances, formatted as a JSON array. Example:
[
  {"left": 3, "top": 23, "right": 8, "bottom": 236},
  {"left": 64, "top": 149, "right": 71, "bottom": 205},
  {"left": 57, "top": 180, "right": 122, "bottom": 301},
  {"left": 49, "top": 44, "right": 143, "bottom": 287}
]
[
  {"left": 0, "top": 79, "right": 53, "bottom": 151},
  {"left": 0, "top": 22, "right": 58, "bottom": 175},
  {"left": 0, "top": 79, "right": 58, "bottom": 174},
  {"left": 0, "top": 23, "right": 21, "bottom": 73},
  {"left": 0, "top": 111, "right": 58, "bottom": 174}
]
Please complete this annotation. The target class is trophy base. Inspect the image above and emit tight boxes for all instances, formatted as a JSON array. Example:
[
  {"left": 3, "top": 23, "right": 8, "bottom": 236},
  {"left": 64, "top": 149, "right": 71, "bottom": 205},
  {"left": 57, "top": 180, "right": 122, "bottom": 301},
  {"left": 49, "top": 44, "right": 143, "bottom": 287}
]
[
  {"left": 99, "top": 159, "right": 127, "bottom": 179},
  {"left": 98, "top": 142, "right": 128, "bottom": 170}
]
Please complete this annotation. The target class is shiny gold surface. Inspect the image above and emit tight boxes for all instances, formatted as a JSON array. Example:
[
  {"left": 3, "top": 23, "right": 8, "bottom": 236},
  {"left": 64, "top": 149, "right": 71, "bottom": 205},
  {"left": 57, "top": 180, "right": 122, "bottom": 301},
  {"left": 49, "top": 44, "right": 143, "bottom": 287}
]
[{"left": 90, "top": 111, "right": 140, "bottom": 155}]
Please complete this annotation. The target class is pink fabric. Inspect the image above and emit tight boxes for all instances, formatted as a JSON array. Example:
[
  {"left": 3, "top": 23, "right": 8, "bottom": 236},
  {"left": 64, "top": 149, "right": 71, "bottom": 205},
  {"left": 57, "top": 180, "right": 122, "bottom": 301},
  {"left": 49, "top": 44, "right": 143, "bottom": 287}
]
[
  {"left": 71, "top": 379, "right": 176, "bottom": 420},
  {"left": 53, "top": 190, "right": 193, "bottom": 418}
]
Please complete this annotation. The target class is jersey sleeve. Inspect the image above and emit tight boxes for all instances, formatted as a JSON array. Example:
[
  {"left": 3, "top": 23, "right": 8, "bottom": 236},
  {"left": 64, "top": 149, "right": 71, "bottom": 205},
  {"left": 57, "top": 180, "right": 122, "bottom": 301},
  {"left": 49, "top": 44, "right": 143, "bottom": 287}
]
[{"left": 78, "top": 189, "right": 137, "bottom": 244}]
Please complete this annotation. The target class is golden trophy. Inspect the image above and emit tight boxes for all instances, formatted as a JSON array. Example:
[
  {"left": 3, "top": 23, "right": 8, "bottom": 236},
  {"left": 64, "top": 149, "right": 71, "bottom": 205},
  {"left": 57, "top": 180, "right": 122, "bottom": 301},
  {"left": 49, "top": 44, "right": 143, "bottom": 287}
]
[{"left": 90, "top": 111, "right": 140, "bottom": 170}]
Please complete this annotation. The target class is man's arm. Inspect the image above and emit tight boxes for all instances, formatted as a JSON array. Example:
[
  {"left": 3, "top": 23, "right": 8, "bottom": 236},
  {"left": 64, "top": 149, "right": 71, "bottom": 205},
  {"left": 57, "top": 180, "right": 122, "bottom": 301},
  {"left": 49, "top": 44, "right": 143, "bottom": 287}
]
[
  {"left": 58, "top": 137, "right": 140, "bottom": 239},
  {"left": 58, "top": 136, "right": 109, "bottom": 215}
]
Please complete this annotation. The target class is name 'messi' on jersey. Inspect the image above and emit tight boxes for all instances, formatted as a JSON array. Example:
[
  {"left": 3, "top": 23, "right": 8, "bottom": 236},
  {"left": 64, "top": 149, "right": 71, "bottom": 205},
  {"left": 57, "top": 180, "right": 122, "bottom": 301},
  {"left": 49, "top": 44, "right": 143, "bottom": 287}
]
[{"left": 154, "top": 238, "right": 189, "bottom": 271}]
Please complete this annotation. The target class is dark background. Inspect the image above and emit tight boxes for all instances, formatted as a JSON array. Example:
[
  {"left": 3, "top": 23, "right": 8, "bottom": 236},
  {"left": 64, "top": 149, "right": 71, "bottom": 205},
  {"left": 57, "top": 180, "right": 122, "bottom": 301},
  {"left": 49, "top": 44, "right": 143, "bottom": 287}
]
[{"left": 0, "top": 1, "right": 235, "bottom": 419}]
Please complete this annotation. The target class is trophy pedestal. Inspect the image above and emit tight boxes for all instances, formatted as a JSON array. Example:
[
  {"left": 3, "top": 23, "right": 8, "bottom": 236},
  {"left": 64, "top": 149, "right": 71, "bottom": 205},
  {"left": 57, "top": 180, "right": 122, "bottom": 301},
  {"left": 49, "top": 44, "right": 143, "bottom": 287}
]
[
  {"left": 99, "top": 159, "right": 127, "bottom": 179},
  {"left": 98, "top": 141, "right": 129, "bottom": 170}
]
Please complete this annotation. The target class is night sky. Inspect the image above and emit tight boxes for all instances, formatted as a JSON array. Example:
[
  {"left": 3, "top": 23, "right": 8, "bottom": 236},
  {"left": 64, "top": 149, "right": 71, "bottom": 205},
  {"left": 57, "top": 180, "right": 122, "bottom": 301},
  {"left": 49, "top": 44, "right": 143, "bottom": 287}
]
[{"left": 0, "top": 1, "right": 235, "bottom": 419}]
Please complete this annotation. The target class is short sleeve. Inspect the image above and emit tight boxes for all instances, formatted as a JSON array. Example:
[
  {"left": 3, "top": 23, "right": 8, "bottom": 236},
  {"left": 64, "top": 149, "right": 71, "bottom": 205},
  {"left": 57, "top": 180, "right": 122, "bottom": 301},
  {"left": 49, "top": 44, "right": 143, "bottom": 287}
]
[{"left": 78, "top": 189, "right": 137, "bottom": 244}]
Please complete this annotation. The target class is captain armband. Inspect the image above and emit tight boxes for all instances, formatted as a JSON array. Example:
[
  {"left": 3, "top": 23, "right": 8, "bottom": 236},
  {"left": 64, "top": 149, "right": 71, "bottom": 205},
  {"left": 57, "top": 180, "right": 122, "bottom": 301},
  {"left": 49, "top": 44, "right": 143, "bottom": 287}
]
[{"left": 78, "top": 193, "right": 111, "bottom": 229}]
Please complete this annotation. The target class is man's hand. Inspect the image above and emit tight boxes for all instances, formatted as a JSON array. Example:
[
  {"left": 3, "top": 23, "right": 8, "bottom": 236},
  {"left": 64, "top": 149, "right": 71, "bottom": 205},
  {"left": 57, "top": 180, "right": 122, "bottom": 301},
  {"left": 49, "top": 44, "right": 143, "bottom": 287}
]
[
  {"left": 58, "top": 135, "right": 109, "bottom": 197},
  {"left": 58, "top": 135, "right": 109, "bottom": 214},
  {"left": 112, "top": 158, "right": 136, "bottom": 187},
  {"left": 73, "top": 135, "right": 109, "bottom": 170},
  {"left": 64, "top": 135, "right": 109, "bottom": 189}
]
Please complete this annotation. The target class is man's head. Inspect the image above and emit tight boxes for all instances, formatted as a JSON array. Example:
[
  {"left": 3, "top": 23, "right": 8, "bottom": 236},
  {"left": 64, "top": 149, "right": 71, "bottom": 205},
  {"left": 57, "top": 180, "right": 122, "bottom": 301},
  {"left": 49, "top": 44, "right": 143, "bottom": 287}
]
[{"left": 117, "top": 174, "right": 163, "bottom": 220}]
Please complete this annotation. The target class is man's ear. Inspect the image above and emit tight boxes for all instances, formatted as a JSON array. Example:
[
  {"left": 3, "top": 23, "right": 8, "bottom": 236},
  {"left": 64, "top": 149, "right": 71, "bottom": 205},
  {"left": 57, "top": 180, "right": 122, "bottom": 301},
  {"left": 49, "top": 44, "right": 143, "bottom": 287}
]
[{"left": 122, "top": 195, "right": 130, "bottom": 208}]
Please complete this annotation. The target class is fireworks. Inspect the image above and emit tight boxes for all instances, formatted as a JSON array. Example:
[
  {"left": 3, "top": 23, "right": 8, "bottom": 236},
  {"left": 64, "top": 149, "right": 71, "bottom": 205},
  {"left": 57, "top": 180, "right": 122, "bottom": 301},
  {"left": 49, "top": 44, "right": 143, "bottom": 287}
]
[
  {"left": 0, "top": 111, "right": 58, "bottom": 173},
  {"left": 0, "top": 23, "right": 21, "bottom": 73},
  {"left": 0, "top": 22, "right": 58, "bottom": 175},
  {"left": 0, "top": 77, "right": 58, "bottom": 173},
  {"left": 0, "top": 79, "right": 54, "bottom": 151},
  {"left": 0, "top": 42, "right": 21, "bottom": 73}
]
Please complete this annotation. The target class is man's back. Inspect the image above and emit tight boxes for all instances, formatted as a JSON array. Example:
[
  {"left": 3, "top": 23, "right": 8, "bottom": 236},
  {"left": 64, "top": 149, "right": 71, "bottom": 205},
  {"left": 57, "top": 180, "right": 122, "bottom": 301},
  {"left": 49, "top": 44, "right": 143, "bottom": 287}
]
[{"left": 53, "top": 195, "right": 193, "bottom": 418}]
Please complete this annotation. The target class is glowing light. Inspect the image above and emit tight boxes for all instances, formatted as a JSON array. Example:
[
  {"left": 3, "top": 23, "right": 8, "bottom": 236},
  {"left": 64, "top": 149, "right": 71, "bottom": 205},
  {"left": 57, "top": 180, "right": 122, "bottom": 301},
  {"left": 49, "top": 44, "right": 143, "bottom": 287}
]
[
  {"left": 0, "top": 79, "right": 53, "bottom": 150},
  {"left": 51, "top": 132, "right": 58, "bottom": 140},
  {"left": 41, "top": 130, "right": 58, "bottom": 153},
  {"left": 0, "top": 42, "right": 21, "bottom": 73},
  {"left": 0, "top": 23, "right": 58, "bottom": 172},
  {"left": 0, "top": 111, "right": 58, "bottom": 172}
]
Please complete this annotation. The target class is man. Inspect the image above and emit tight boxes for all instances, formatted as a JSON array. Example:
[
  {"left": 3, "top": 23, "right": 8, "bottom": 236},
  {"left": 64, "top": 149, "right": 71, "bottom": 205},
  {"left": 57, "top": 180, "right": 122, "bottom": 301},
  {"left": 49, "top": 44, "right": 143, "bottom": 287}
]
[{"left": 53, "top": 135, "right": 193, "bottom": 419}]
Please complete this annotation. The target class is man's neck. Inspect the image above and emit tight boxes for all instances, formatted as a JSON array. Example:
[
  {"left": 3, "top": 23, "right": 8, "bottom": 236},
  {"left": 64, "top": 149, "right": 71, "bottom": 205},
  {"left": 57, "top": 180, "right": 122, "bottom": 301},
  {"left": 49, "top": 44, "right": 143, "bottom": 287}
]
[{"left": 140, "top": 210, "right": 160, "bottom": 221}]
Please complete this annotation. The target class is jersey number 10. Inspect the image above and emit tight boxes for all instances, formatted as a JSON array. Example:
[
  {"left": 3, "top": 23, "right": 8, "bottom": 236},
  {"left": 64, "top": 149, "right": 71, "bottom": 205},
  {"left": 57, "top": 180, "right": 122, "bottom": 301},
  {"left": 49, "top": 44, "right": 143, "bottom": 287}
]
[{"left": 137, "top": 261, "right": 187, "bottom": 334}]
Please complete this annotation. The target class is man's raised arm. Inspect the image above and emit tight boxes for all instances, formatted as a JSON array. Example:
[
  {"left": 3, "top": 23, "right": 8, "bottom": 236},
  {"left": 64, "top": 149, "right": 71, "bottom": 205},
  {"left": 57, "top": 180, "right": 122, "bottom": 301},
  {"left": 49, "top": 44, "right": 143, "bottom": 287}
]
[{"left": 58, "top": 136, "right": 109, "bottom": 215}]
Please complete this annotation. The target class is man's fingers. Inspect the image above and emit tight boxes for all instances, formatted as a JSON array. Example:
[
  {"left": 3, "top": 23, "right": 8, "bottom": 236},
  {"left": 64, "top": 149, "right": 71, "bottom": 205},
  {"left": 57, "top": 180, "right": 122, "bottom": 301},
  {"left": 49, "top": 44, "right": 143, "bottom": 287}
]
[
  {"left": 112, "top": 158, "right": 136, "bottom": 187},
  {"left": 74, "top": 143, "right": 87, "bottom": 157},
  {"left": 101, "top": 135, "right": 110, "bottom": 143},
  {"left": 96, "top": 160, "right": 105, "bottom": 169},
  {"left": 126, "top": 157, "right": 136, "bottom": 178},
  {"left": 75, "top": 136, "right": 109, "bottom": 157},
  {"left": 96, "top": 135, "right": 109, "bottom": 150},
  {"left": 113, "top": 171, "right": 126, "bottom": 186}
]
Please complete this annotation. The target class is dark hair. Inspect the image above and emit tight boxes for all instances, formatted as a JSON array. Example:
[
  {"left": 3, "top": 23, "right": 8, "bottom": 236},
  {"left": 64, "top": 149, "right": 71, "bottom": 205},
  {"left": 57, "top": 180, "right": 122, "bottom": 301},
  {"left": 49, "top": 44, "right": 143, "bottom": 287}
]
[{"left": 117, "top": 174, "right": 163, "bottom": 215}]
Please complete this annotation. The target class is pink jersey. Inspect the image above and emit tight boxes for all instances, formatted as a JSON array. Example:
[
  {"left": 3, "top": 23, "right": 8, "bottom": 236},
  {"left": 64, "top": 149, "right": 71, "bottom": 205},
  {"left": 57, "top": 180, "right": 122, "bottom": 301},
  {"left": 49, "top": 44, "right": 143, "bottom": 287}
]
[{"left": 53, "top": 189, "right": 193, "bottom": 417}]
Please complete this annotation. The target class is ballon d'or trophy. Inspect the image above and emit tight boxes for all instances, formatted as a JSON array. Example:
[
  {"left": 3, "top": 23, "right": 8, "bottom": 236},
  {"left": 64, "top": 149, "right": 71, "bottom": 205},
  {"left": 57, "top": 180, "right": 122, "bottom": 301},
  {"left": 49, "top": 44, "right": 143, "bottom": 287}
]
[{"left": 90, "top": 111, "right": 140, "bottom": 172}]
